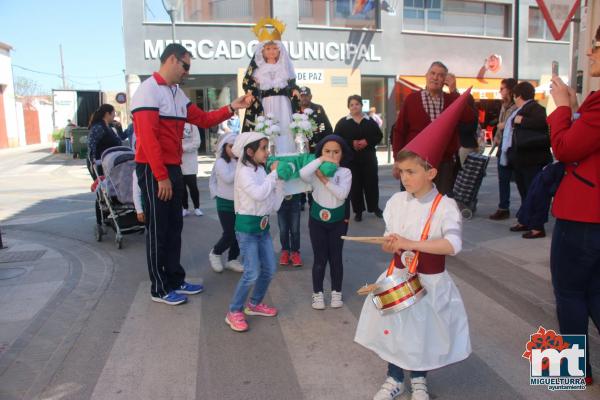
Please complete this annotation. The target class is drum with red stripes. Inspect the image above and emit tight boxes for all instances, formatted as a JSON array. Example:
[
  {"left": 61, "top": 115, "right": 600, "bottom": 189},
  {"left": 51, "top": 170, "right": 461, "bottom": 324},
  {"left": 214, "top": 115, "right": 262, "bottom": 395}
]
[{"left": 371, "top": 270, "right": 426, "bottom": 315}]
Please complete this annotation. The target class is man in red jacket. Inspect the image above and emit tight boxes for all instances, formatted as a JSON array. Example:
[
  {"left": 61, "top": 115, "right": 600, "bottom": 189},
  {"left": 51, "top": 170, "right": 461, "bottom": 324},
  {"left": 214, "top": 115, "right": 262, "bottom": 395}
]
[
  {"left": 392, "top": 61, "right": 474, "bottom": 194},
  {"left": 132, "top": 43, "right": 253, "bottom": 306}
]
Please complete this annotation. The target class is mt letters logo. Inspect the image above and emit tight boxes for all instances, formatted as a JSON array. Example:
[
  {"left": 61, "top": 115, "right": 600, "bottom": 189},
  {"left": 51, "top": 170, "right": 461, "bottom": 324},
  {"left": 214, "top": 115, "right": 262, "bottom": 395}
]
[{"left": 522, "top": 326, "right": 586, "bottom": 391}]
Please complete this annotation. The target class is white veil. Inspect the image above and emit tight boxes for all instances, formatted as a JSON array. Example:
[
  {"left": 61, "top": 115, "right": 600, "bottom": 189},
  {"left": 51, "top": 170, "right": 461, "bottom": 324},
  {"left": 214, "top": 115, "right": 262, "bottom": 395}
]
[{"left": 252, "top": 41, "right": 296, "bottom": 91}]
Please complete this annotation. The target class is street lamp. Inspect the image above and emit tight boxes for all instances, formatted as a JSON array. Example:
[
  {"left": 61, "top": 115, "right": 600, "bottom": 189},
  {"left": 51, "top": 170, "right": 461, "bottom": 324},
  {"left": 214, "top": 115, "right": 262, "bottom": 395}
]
[{"left": 162, "top": 0, "right": 182, "bottom": 42}]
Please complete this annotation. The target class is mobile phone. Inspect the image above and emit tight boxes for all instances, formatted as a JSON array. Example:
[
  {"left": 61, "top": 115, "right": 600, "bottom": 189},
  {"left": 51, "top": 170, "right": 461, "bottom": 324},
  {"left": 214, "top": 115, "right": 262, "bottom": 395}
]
[{"left": 552, "top": 61, "right": 559, "bottom": 76}]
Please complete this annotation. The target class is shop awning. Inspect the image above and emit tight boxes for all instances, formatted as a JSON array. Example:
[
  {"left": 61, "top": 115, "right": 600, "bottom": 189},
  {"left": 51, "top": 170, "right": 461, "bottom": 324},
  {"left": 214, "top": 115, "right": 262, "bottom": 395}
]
[{"left": 398, "top": 76, "right": 508, "bottom": 100}]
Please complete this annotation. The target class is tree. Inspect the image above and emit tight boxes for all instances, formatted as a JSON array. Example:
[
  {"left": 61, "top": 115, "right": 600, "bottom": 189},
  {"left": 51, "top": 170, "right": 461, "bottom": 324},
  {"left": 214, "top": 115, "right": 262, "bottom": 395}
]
[{"left": 13, "top": 76, "right": 45, "bottom": 97}]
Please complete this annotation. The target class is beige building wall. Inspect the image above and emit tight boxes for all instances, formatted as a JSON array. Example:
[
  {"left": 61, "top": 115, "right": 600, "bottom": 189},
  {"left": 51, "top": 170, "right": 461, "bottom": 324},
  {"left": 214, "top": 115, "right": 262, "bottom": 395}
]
[{"left": 236, "top": 68, "right": 362, "bottom": 129}]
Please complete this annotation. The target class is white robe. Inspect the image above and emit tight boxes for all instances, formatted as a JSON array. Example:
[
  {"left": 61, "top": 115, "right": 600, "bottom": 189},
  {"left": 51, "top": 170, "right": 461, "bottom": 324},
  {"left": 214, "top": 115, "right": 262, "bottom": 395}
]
[{"left": 354, "top": 188, "right": 471, "bottom": 371}]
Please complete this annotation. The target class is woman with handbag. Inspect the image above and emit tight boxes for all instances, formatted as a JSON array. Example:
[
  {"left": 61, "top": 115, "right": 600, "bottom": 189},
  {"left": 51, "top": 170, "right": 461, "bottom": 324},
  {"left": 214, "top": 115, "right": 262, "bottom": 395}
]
[
  {"left": 547, "top": 25, "right": 600, "bottom": 386},
  {"left": 505, "top": 82, "right": 552, "bottom": 234}
]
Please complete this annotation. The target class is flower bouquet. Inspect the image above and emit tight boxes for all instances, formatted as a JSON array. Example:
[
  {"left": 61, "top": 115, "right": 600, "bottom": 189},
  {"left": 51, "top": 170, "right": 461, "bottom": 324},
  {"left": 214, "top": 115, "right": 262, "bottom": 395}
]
[
  {"left": 253, "top": 114, "right": 280, "bottom": 153},
  {"left": 290, "top": 108, "right": 317, "bottom": 154}
]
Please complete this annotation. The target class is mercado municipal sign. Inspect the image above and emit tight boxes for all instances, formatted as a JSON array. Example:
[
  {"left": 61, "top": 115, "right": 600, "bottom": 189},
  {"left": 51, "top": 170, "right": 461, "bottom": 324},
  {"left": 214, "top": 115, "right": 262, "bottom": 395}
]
[{"left": 144, "top": 39, "right": 381, "bottom": 62}]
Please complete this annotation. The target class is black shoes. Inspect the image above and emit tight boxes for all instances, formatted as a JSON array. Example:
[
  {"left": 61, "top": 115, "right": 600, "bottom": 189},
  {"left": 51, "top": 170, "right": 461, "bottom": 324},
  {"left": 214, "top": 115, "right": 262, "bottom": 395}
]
[
  {"left": 354, "top": 212, "right": 362, "bottom": 222},
  {"left": 489, "top": 209, "right": 510, "bottom": 220},
  {"left": 522, "top": 230, "right": 546, "bottom": 239},
  {"left": 509, "top": 224, "right": 529, "bottom": 232},
  {"left": 373, "top": 210, "right": 383, "bottom": 218}
]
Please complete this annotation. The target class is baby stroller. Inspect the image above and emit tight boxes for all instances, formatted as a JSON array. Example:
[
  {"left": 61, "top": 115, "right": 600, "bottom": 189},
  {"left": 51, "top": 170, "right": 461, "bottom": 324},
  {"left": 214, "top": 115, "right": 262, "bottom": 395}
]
[
  {"left": 451, "top": 152, "right": 490, "bottom": 219},
  {"left": 92, "top": 146, "right": 144, "bottom": 248}
]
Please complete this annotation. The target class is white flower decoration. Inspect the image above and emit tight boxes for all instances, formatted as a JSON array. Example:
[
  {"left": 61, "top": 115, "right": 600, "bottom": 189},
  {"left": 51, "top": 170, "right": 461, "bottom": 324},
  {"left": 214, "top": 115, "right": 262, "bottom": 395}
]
[{"left": 304, "top": 108, "right": 314, "bottom": 115}]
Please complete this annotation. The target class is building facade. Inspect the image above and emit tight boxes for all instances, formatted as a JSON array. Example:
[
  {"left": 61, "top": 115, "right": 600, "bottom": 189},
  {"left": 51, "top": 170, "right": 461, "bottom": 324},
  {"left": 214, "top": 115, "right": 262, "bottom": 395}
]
[{"left": 123, "top": 0, "right": 574, "bottom": 151}]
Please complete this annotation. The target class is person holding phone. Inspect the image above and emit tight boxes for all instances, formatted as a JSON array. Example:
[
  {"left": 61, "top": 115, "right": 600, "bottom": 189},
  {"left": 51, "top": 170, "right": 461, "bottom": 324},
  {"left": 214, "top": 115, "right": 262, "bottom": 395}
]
[{"left": 547, "top": 25, "right": 600, "bottom": 386}]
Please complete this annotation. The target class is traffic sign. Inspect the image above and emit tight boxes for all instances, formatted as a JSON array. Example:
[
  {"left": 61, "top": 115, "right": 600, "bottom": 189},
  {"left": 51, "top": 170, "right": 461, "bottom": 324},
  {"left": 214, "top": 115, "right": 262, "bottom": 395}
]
[{"left": 536, "top": 0, "right": 580, "bottom": 41}]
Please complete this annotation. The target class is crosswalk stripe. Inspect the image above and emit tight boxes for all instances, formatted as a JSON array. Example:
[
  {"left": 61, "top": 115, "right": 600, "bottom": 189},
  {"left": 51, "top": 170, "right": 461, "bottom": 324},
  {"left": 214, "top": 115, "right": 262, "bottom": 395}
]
[
  {"left": 90, "top": 282, "right": 201, "bottom": 400},
  {"left": 268, "top": 268, "right": 385, "bottom": 399}
]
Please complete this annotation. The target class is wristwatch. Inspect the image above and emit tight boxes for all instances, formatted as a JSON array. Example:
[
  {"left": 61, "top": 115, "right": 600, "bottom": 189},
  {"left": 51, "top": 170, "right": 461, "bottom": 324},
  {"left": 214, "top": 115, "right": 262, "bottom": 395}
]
[{"left": 228, "top": 104, "right": 235, "bottom": 113}]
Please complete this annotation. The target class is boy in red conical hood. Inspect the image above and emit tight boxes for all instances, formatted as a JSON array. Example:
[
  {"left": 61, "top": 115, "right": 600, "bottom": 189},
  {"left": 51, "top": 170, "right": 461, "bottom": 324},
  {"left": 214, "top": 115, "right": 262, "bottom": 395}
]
[{"left": 355, "top": 90, "right": 473, "bottom": 400}]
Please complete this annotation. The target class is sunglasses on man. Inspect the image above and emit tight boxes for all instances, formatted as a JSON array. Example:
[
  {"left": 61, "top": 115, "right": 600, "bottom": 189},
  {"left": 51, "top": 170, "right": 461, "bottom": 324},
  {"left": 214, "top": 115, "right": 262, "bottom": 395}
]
[{"left": 177, "top": 58, "right": 190, "bottom": 72}]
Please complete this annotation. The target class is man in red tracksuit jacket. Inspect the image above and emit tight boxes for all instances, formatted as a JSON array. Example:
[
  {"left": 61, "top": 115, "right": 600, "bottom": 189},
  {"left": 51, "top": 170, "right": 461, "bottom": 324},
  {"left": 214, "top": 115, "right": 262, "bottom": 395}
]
[
  {"left": 392, "top": 61, "right": 474, "bottom": 195},
  {"left": 132, "top": 43, "right": 252, "bottom": 305}
]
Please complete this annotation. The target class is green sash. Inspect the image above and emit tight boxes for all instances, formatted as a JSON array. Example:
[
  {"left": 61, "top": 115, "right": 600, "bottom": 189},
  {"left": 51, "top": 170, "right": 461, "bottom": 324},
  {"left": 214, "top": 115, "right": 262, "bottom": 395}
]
[
  {"left": 310, "top": 200, "right": 345, "bottom": 223},
  {"left": 216, "top": 197, "right": 234, "bottom": 212},
  {"left": 235, "top": 214, "right": 270, "bottom": 233}
]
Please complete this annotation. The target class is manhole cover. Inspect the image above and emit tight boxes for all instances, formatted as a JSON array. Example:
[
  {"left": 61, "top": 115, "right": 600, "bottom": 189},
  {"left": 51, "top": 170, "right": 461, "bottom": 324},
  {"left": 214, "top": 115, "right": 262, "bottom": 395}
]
[
  {"left": 0, "top": 250, "right": 46, "bottom": 263},
  {"left": 0, "top": 267, "right": 27, "bottom": 280}
]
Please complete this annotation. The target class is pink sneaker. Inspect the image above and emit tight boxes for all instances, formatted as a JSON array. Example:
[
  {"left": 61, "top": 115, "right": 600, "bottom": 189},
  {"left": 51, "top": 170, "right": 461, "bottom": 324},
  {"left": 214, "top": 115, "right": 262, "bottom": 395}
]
[
  {"left": 225, "top": 311, "right": 249, "bottom": 332},
  {"left": 244, "top": 303, "right": 278, "bottom": 317}
]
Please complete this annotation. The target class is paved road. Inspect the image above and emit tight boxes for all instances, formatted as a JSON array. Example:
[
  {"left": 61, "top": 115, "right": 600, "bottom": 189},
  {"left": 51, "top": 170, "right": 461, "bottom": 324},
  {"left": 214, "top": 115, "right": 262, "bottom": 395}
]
[{"left": 0, "top": 145, "right": 598, "bottom": 400}]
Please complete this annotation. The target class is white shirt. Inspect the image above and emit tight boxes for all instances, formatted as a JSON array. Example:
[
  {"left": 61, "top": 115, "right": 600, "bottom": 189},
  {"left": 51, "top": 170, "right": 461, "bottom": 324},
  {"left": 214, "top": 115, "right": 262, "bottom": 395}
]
[
  {"left": 132, "top": 170, "right": 143, "bottom": 214},
  {"left": 181, "top": 123, "right": 201, "bottom": 175},
  {"left": 234, "top": 164, "right": 284, "bottom": 216},
  {"left": 212, "top": 158, "right": 236, "bottom": 200},
  {"left": 299, "top": 158, "right": 352, "bottom": 208},
  {"left": 383, "top": 187, "right": 462, "bottom": 256}
]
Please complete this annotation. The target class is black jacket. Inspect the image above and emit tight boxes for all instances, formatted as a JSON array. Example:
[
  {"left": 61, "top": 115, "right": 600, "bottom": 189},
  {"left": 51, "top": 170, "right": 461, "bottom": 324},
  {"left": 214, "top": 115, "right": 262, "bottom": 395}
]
[
  {"left": 508, "top": 100, "right": 553, "bottom": 168},
  {"left": 334, "top": 115, "right": 383, "bottom": 163},
  {"left": 305, "top": 102, "right": 333, "bottom": 151}
]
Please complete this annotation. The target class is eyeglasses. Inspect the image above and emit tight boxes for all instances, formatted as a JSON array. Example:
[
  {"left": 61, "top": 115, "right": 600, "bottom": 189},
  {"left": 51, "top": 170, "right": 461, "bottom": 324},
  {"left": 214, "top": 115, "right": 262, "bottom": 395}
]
[{"left": 177, "top": 58, "right": 190, "bottom": 72}]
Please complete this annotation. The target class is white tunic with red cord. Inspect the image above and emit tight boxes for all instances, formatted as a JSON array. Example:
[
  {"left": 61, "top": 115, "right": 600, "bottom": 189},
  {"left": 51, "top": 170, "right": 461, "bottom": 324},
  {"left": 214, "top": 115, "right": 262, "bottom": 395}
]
[{"left": 354, "top": 188, "right": 471, "bottom": 371}]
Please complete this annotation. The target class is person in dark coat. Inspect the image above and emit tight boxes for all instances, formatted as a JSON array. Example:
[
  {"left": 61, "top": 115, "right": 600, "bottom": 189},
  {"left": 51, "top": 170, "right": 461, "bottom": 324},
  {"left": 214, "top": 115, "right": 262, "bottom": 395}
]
[
  {"left": 334, "top": 94, "right": 383, "bottom": 221},
  {"left": 506, "top": 82, "right": 553, "bottom": 232},
  {"left": 299, "top": 86, "right": 333, "bottom": 152}
]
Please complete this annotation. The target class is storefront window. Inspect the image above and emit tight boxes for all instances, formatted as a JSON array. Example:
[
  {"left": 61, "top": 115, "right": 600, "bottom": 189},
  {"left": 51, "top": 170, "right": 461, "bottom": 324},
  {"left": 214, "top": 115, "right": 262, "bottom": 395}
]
[
  {"left": 403, "top": 0, "right": 511, "bottom": 38},
  {"left": 144, "top": 0, "right": 271, "bottom": 23},
  {"left": 361, "top": 76, "right": 387, "bottom": 143},
  {"left": 528, "top": 7, "right": 570, "bottom": 41},
  {"left": 299, "top": 0, "right": 379, "bottom": 29}
]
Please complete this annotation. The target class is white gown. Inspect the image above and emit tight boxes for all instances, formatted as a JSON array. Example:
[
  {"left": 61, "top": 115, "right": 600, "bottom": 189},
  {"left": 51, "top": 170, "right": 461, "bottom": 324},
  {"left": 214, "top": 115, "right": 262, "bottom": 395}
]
[
  {"left": 252, "top": 42, "right": 309, "bottom": 194},
  {"left": 354, "top": 188, "right": 471, "bottom": 371}
]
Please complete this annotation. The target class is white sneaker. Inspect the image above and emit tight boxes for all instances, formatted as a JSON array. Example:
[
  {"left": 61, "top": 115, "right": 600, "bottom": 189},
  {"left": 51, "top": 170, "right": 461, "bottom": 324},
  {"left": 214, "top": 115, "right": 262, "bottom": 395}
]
[
  {"left": 182, "top": 209, "right": 190, "bottom": 217},
  {"left": 312, "top": 292, "right": 325, "bottom": 310},
  {"left": 194, "top": 208, "right": 204, "bottom": 216},
  {"left": 330, "top": 291, "right": 343, "bottom": 308},
  {"left": 225, "top": 259, "right": 244, "bottom": 272},
  {"left": 373, "top": 376, "right": 405, "bottom": 400},
  {"left": 410, "top": 377, "right": 429, "bottom": 400},
  {"left": 208, "top": 249, "right": 224, "bottom": 273}
]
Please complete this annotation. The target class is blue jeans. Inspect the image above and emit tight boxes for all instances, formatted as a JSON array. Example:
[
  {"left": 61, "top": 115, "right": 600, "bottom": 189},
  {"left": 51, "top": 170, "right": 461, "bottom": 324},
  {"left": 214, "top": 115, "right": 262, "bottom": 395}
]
[
  {"left": 277, "top": 196, "right": 301, "bottom": 252},
  {"left": 229, "top": 230, "right": 277, "bottom": 312},
  {"left": 65, "top": 138, "right": 72, "bottom": 154},
  {"left": 551, "top": 219, "right": 600, "bottom": 378},
  {"left": 387, "top": 364, "right": 427, "bottom": 383},
  {"left": 497, "top": 160, "right": 513, "bottom": 210}
]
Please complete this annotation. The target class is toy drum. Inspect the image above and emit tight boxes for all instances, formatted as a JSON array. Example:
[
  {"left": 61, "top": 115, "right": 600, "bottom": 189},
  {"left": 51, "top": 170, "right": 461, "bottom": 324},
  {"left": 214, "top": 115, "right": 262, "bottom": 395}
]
[{"left": 371, "top": 271, "right": 426, "bottom": 315}]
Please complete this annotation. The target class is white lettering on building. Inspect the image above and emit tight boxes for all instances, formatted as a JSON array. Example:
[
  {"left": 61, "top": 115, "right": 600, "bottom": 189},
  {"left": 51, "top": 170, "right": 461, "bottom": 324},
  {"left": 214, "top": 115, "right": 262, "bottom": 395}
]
[{"left": 143, "top": 39, "right": 380, "bottom": 62}]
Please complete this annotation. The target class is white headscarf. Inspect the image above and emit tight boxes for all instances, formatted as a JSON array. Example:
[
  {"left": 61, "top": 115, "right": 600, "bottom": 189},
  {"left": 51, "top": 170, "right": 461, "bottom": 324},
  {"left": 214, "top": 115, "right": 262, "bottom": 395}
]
[
  {"left": 232, "top": 131, "right": 266, "bottom": 159},
  {"left": 209, "top": 133, "right": 238, "bottom": 199},
  {"left": 252, "top": 41, "right": 296, "bottom": 91}
]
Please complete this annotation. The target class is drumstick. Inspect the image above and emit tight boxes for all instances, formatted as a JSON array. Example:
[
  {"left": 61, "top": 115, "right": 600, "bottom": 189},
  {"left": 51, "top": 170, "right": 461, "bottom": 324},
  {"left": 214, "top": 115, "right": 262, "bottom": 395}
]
[
  {"left": 341, "top": 236, "right": 388, "bottom": 244},
  {"left": 357, "top": 283, "right": 379, "bottom": 295}
]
